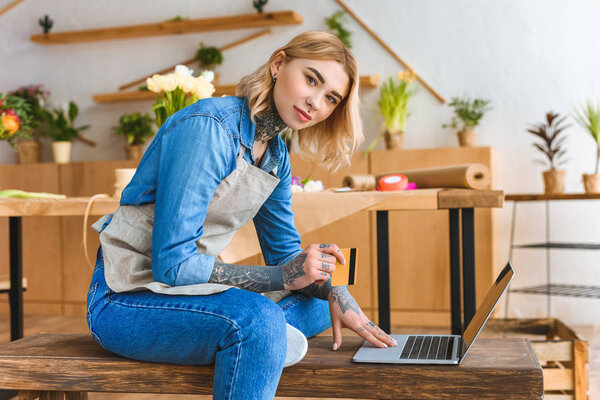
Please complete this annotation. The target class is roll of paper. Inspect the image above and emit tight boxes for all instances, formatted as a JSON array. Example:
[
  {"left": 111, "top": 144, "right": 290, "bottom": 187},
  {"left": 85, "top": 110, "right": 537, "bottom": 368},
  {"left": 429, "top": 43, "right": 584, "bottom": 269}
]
[{"left": 342, "top": 163, "right": 490, "bottom": 190}]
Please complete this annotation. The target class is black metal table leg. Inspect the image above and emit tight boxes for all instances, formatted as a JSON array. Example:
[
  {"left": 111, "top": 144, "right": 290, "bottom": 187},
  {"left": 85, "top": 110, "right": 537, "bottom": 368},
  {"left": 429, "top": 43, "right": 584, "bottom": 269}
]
[
  {"left": 449, "top": 209, "right": 462, "bottom": 335},
  {"left": 461, "top": 208, "right": 476, "bottom": 328},
  {"left": 9, "top": 216, "right": 24, "bottom": 341},
  {"left": 376, "top": 211, "right": 391, "bottom": 333}
]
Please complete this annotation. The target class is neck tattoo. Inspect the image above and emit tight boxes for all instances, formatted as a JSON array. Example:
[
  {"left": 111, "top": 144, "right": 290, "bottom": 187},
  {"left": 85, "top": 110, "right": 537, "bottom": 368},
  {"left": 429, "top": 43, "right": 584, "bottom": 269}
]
[{"left": 255, "top": 101, "right": 287, "bottom": 144}]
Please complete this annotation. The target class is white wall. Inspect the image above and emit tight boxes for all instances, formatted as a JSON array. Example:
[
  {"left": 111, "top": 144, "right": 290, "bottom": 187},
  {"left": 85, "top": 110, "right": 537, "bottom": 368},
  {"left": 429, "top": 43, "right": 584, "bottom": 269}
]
[{"left": 1, "top": 0, "right": 599, "bottom": 324}]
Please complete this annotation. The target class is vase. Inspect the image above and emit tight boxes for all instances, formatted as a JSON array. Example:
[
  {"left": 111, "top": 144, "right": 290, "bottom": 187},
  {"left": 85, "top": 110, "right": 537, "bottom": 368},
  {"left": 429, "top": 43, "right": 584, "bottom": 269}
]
[
  {"left": 543, "top": 170, "right": 565, "bottom": 194},
  {"left": 52, "top": 141, "right": 72, "bottom": 164},
  {"left": 457, "top": 129, "right": 477, "bottom": 147},
  {"left": 582, "top": 173, "right": 600, "bottom": 194},
  {"left": 124, "top": 144, "right": 143, "bottom": 162},
  {"left": 384, "top": 131, "right": 404, "bottom": 150},
  {"left": 16, "top": 141, "right": 40, "bottom": 164}
]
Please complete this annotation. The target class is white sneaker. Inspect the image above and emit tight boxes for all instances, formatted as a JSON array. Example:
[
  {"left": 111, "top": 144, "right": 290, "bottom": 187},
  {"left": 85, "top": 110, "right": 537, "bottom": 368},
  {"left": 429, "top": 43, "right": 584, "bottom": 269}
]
[{"left": 284, "top": 323, "right": 308, "bottom": 367}]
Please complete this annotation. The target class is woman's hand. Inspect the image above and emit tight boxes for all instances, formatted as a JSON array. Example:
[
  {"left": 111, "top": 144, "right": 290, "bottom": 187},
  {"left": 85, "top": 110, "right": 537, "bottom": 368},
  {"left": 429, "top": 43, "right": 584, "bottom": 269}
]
[
  {"left": 281, "top": 244, "right": 345, "bottom": 291},
  {"left": 329, "top": 286, "right": 397, "bottom": 351}
]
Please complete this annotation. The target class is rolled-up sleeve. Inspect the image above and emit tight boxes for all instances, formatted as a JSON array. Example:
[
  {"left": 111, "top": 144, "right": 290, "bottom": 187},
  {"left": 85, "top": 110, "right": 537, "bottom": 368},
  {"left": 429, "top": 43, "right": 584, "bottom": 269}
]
[
  {"left": 152, "top": 116, "right": 232, "bottom": 286},
  {"left": 253, "top": 148, "right": 302, "bottom": 266}
]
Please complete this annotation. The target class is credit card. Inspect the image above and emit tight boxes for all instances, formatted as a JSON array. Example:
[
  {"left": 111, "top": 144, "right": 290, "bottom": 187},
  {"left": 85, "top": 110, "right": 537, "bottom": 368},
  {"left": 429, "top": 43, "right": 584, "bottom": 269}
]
[{"left": 331, "top": 248, "right": 357, "bottom": 286}]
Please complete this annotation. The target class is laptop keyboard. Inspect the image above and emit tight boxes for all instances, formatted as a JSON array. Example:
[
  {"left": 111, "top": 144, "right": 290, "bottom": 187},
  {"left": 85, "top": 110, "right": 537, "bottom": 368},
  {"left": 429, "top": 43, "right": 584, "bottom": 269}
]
[{"left": 399, "top": 335, "right": 455, "bottom": 360}]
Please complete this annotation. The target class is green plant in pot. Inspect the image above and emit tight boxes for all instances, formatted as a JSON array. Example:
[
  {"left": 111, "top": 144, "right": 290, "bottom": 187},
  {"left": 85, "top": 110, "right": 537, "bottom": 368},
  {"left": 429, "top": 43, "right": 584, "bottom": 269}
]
[
  {"left": 526, "top": 112, "right": 569, "bottom": 194},
  {"left": 443, "top": 96, "right": 491, "bottom": 147},
  {"left": 113, "top": 112, "right": 155, "bottom": 162},
  {"left": 39, "top": 101, "right": 90, "bottom": 164},
  {"left": 366, "top": 70, "right": 415, "bottom": 154},
  {"left": 9, "top": 85, "right": 50, "bottom": 163},
  {"left": 573, "top": 101, "right": 600, "bottom": 194},
  {"left": 195, "top": 42, "right": 223, "bottom": 84}
]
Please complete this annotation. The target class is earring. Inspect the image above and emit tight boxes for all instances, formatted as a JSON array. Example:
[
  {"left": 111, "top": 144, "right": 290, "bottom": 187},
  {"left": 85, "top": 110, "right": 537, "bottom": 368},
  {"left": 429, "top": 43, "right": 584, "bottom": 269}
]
[{"left": 272, "top": 74, "right": 277, "bottom": 83}]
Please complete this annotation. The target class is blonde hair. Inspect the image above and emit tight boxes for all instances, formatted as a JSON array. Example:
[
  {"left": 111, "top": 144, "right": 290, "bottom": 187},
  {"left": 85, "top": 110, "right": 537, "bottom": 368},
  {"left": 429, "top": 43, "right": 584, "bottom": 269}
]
[{"left": 236, "top": 31, "right": 363, "bottom": 171}]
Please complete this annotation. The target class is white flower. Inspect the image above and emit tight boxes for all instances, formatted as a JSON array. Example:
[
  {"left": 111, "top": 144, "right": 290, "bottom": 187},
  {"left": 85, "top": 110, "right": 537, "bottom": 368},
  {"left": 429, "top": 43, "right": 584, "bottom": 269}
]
[
  {"left": 200, "top": 70, "right": 215, "bottom": 83},
  {"left": 303, "top": 180, "right": 324, "bottom": 192},
  {"left": 162, "top": 75, "right": 177, "bottom": 92},
  {"left": 291, "top": 184, "right": 304, "bottom": 193},
  {"left": 175, "top": 65, "right": 193, "bottom": 77},
  {"left": 146, "top": 74, "right": 161, "bottom": 93}
]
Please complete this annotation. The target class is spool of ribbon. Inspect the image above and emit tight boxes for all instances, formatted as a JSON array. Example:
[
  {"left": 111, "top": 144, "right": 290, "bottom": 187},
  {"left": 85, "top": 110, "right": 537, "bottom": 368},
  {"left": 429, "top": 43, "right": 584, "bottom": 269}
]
[{"left": 377, "top": 174, "right": 408, "bottom": 191}]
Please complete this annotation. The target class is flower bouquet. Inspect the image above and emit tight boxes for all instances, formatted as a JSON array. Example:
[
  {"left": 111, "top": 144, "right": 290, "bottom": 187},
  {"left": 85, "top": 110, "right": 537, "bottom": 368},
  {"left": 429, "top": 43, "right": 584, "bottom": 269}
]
[
  {"left": 291, "top": 175, "right": 324, "bottom": 192},
  {"left": 0, "top": 93, "right": 33, "bottom": 149},
  {"left": 146, "top": 65, "right": 215, "bottom": 128}
]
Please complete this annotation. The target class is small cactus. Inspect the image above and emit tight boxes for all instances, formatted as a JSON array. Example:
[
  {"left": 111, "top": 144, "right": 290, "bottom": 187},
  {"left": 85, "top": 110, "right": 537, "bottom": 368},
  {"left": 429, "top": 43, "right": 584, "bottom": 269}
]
[
  {"left": 39, "top": 15, "right": 53, "bottom": 34},
  {"left": 253, "top": 0, "right": 268, "bottom": 13}
]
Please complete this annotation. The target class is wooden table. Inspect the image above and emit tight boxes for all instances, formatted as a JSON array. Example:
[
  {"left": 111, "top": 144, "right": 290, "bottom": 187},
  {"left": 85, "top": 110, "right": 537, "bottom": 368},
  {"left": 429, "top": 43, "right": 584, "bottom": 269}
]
[
  {"left": 0, "top": 189, "right": 503, "bottom": 340},
  {"left": 0, "top": 333, "right": 543, "bottom": 399}
]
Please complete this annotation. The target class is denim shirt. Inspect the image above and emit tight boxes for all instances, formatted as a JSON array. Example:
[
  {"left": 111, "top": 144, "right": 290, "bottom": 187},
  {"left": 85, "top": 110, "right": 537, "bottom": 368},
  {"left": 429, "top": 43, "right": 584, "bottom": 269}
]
[{"left": 117, "top": 96, "right": 302, "bottom": 286}]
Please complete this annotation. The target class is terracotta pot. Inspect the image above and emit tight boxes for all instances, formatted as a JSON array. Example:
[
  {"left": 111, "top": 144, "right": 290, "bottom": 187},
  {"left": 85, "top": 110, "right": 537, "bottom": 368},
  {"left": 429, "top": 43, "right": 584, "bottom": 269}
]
[
  {"left": 124, "top": 144, "right": 143, "bottom": 162},
  {"left": 52, "top": 141, "right": 71, "bottom": 164},
  {"left": 16, "top": 141, "right": 40, "bottom": 164},
  {"left": 582, "top": 173, "right": 600, "bottom": 194},
  {"left": 543, "top": 169, "right": 565, "bottom": 194},
  {"left": 384, "top": 131, "right": 404, "bottom": 150},
  {"left": 457, "top": 129, "right": 477, "bottom": 147}
]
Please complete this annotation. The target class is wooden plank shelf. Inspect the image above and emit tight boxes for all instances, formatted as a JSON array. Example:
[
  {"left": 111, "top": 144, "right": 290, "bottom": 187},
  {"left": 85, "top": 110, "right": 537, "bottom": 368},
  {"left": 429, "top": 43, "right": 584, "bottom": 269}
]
[
  {"left": 514, "top": 242, "right": 600, "bottom": 250},
  {"left": 92, "top": 76, "right": 380, "bottom": 104},
  {"left": 31, "top": 11, "right": 303, "bottom": 45},
  {"left": 506, "top": 193, "right": 600, "bottom": 201}
]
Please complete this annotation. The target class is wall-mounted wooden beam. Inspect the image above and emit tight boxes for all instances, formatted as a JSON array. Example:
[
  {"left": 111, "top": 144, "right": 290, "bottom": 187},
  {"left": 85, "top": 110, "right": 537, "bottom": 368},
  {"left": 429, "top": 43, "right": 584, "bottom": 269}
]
[
  {"left": 31, "top": 11, "right": 302, "bottom": 45},
  {"left": 0, "top": 0, "right": 25, "bottom": 17}
]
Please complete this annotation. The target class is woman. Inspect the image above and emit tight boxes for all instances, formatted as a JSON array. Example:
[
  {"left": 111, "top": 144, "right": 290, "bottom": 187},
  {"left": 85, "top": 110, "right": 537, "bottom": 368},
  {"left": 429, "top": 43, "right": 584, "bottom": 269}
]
[{"left": 87, "top": 31, "right": 396, "bottom": 399}]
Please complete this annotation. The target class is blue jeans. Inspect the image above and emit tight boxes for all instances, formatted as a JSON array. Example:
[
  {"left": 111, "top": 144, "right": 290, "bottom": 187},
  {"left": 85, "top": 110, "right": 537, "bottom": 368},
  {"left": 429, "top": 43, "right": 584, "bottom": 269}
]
[{"left": 87, "top": 246, "right": 331, "bottom": 400}]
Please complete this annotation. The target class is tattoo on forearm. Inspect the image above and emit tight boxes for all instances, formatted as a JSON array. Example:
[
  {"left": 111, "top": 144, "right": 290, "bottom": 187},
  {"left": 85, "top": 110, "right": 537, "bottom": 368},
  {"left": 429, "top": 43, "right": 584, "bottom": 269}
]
[
  {"left": 208, "top": 261, "right": 284, "bottom": 293},
  {"left": 281, "top": 254, "right": 306, "bottom": 288},
  {"left": 331, "top": 286, "right": 361, "bottom": 315},
  {"left": 296, "top": 278, "right": 332, "bottom": 300}
]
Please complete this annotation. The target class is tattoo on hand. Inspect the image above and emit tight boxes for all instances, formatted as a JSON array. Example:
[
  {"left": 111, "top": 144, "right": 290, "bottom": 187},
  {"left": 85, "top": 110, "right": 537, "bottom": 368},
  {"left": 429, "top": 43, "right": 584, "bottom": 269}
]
[
  {"left": 367, "top": 321, "right": 376, "bottom": 328},
  {"left": 321, "top": 262, "right": 330, "bottom": 271},
  {"left": 319, "top": 244, "right": 331, "bottom": 248},
  {"left": 281, "top": 254, "right": 306, "bottom": 288},
  {"left": 295, "top": 277, "right": 332, "bottom": 300},
  {"left": 331, "top": 286, "right": 361, "bottom": 315}
]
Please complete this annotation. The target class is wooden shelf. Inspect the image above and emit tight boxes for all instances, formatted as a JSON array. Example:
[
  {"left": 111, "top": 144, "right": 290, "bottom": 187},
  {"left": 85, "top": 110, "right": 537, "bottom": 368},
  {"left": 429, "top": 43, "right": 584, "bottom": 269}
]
[
  {"left": 506, "top": 193, "right": 600, "bottom": 201},
  {"left": 93, "top": 75, "right": 380, "bottom": 104},
  {"left": 31, "top": 11, "right": 302, "bottom": 45}
]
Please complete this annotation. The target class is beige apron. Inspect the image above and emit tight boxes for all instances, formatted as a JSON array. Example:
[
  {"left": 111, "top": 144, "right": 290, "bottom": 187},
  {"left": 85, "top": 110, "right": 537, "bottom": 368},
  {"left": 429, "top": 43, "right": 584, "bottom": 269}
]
[{"left": 92, "top": 148, "right": 292, "bottom": 302}]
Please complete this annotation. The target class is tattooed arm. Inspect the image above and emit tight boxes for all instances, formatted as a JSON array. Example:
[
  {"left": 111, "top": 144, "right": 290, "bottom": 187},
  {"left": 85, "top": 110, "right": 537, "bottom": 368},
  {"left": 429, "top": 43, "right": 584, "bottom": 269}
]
[{"left": 208, "top": 260, "right": 285, "bottom": 293}]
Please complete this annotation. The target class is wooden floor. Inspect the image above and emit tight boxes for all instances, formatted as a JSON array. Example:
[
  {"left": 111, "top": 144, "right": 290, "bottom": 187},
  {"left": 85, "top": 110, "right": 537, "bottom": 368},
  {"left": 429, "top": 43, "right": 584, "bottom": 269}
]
[{"left": 0, "top": 314, "right": 598, "bottom": 400}]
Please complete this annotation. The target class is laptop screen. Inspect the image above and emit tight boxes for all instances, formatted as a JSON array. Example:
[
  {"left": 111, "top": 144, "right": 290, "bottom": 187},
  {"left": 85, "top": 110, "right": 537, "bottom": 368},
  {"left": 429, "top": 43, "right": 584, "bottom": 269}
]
[{"left": 461, "top": 262, "right": 515, "bottom": 357}]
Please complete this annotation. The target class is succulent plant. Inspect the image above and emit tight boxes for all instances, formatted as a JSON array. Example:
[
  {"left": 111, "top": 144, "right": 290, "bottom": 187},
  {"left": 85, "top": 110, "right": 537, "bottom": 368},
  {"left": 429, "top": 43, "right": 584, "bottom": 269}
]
[
  {"left": 253, "top": 0, "right": 268, "bottom": 13},
  {"left": 38, "top": 15, "right": 53, "bottom": 34},
  {"left": 195, "top": 42, "right": 224, "bottom": 70},
  {"left": 527, "top": 112, "right": 570, "bottom": 171}
]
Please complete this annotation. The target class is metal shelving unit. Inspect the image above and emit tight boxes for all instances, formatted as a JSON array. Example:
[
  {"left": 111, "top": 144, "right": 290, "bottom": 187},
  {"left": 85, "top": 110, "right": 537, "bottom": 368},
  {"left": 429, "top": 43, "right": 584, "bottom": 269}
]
[{"left": 504, "top": 193, "right": 600, "bottom": 317}]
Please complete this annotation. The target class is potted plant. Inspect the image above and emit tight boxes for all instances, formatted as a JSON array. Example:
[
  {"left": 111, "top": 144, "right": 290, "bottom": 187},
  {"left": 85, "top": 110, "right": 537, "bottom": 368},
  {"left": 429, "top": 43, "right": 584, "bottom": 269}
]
[
  {"left": 366, "top": 70, "right": 415, "bottom": 153},
  {"left": 147, "top": 65, "right": 214, "bottom": 128},
  {"left": 9, "top": 85, "right": 50, "bottom": 163},
  {"left": 526, "top": 112, "right": 569, "bottom": 194},
  {"left": 443, "top": 96, "right": 492, "bottom": 147},
  {"left": 573, "top": 102, "right": 600, "bottom": 194},
  {"left": 39, "top": 101, "right": 90, "bottom": 164},
  {"left": 113, "top": 112, "right": 155, "bottom": 162},
  {"left": 195, "top": 42, "right": 223, "bottom": 84},
  {"left": 0, "top": 93, "right": 34, "bottom": 160}
]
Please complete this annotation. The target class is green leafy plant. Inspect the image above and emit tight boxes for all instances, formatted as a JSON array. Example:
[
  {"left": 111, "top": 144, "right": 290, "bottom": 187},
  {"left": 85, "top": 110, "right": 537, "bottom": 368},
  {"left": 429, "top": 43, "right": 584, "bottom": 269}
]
[
  {"left": 164, "top": 15, "right": 189, "bottom": 23},
  {"left": 0, "top": 93, "right": 33, "bottom": 148},
  {"left": 526, "top": 112, "right": 569, "bottom": 171},
  {"left": 573, "top": 102, "right": 600, "bottom": 175},
  {"left": 195, "top": 42, "right": 224, "bottom": 70},
  {"left": 325, "top": 11, "right": 352, "bottom": 48},
  {"left": 113, "top": 112, "right": 155, "bottom": 146},
  {"left": 39, "top": 101, "right": 90, "bottom": 142},
  {"left": 253, "top": 0, "right": 268, "bottom": 13},
  {"left": 9, "top": 84, "right": 50, "bottom": 140},
  {"left": 443, "top": 96, "right": 492, "bottom": 131},
  {"left": 38, "top": 15, "right": 53, "bottom": 34},
  {"left": 365, "top": 72, "right": 415, "bottom": 154}
]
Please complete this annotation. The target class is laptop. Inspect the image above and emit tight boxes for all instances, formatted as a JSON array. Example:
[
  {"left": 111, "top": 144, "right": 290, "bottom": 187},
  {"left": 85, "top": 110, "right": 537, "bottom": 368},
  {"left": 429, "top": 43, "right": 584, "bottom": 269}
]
[{"left": 353, "top": 261, "right": 514, "bottom": 365}]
